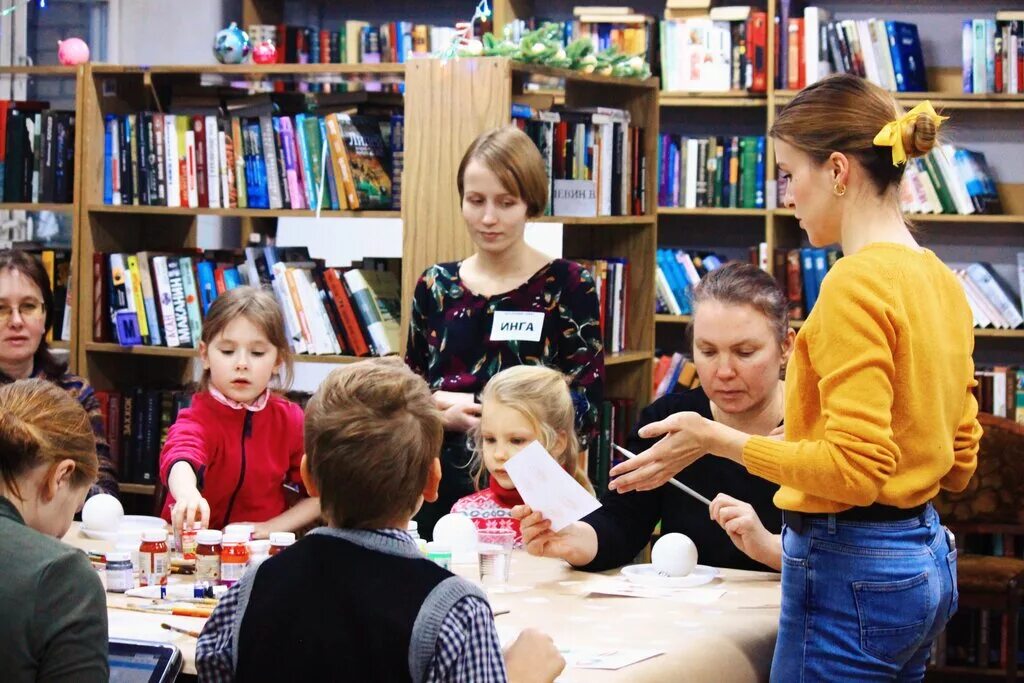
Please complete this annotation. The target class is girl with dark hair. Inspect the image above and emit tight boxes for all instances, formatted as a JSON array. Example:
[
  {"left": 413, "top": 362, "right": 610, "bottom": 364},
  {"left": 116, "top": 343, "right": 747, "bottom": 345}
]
[{"left": 0, "top": 249, "right": 118, "bottom": 498}]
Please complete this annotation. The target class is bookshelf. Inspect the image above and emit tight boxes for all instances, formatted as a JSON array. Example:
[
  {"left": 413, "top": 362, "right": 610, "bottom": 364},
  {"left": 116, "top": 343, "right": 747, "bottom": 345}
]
[
  {"left": 635, "top": 0, "right": 1024, "bottom": 367},
  {"left": 401, "top": 55, "right": 659, "bottom": 408},
  {"left": 75, "top": 62, "right": 406, "bottom": 498},
  {"left": 0, "top": 65, "right": 84, "bottom": 366}
]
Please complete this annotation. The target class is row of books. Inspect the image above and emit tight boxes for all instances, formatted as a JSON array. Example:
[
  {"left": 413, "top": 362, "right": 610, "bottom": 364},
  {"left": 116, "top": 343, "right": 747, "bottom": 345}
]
[
  {"left": 768, "top": 247, "right": 840, "bottom": 321},
  {"left": 512, "top": 104, "right": 646, "bottom": 217},
  {"left": 94, "top": 248, "right": 403, "bottom": 357},
  {"left": 954, "top": 259, "right": 1024, "bottom": 331},
  {"left": 898, "top": 147, "right": 1002, "bottom": 216},
  {"left": 0, "top": 101, "right": 75, "bottom": 204},
  {"left": 578, "top": 258, "right": 630, "bottom": 355},
  {"left": 247, "top": 22, "right": 458, "bottom": 66},
  {"left": 566, "top": 6, "right": 656, "bottom": 66},
  {"left": 972, "top": 365, "right": 1024, "bottom": 422},
  {"left": 29, "top": 247, "right": 73, "bottom": 343},
  {"left": 102, "top": 111, "right": 397, "bottom": 211},
  {"left": 795, "top": 11, "right": 928, "bottom": 92},
  {"left": 939, "top": 608, "right": 1024, "bottom": 671},
  {"left": 587, "top": 397, "right": 635, "bottom": 495},
  {"left": 962, "top": 16, "right": 1024, "bottom": 95},
  {"left": 653, "top": 353, "right": 700, "bottom": 400},
  {"left": 659, "top": 12, "right": 768, "bottom": 93},
  {"left": 658, "top": 135, "right": 765, "bottom": 209},
  {"left": 94, "top": 387, "right": 192, "bottom": 485},
  {"left": 655, "top": 248, "right": 726, "bottom": 316}
]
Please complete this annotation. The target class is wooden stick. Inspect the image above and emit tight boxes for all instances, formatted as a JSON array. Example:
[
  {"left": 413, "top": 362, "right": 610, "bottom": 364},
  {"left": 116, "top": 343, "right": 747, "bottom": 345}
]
[
  {"left": 161, "top": 622, "right": 202, "bottom": 638},
  {"left": 612, "top": 444, "right": 712, "bottom": 506}
]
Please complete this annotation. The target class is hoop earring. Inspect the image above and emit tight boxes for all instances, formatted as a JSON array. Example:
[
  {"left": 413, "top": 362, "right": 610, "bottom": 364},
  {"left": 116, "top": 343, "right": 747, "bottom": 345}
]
[{"left": 833, "top": 181, "right": 846, "bottom": 197}]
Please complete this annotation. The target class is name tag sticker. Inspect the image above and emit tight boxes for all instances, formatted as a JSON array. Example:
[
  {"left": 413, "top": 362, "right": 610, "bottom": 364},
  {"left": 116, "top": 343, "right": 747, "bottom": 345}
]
[{"left": 490, "top": 311, "right": 545, "bottom": 342}]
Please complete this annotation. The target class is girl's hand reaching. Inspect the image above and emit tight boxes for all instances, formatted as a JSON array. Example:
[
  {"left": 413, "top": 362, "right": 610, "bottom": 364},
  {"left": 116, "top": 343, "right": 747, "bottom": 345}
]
[
  {"left": 511, "top": 505, "right": 598, "bottom": 567},
  {"left": 170, "top": 488, "right": 210, "bottom": 542},
  {"left": 709, "top": 493, "right": 781, "bottom": 571}
]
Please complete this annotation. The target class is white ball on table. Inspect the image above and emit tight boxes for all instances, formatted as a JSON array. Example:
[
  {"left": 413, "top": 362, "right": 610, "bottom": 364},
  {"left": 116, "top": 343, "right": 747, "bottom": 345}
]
[
  {"left": 81, "top": 493, "right": 124, "bottom": 532},
  {"left": 651, "top": 532, "right": 698, "bottom": 577}
]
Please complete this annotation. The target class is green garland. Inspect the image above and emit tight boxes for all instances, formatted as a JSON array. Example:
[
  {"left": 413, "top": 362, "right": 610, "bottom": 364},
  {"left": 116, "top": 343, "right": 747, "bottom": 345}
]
[{"left": 457, "top": 22, "right": 651, "bottom": 79}]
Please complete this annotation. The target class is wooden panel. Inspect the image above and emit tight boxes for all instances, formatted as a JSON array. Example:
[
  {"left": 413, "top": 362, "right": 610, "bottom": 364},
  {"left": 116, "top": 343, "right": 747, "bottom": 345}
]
[
  {"left": 400, "top": 58, "right": 513, "bottom": 349},
  {"left": 242, "top": 0, "right": 283, "bottom": 28}
]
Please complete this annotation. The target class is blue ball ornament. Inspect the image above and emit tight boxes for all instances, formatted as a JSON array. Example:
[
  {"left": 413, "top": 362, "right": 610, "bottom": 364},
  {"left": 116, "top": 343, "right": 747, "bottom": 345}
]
[{"left": 213, "top": 22, "right": 251, "bottom": 64}]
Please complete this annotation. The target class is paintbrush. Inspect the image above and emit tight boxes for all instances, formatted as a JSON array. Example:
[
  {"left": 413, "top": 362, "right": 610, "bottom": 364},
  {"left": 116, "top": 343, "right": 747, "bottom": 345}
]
[
  {"left": 612, "top": 444, "right": 712, "bottom": 507},
  {"left": 161, "top": 623, "right": 202, "bottom": 638}
]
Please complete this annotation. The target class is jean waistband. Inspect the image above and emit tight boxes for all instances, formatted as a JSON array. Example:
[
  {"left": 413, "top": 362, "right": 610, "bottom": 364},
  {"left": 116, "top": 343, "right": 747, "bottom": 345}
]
[{"left": 782, "top": 502, "right": 929, "bottom": 534}]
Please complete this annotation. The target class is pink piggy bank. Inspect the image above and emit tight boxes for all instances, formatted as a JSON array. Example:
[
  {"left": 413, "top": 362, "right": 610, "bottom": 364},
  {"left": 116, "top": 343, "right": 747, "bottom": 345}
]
[
  {"left": 57, "top": 38, "right": 90, "bottom": 66},
  {"left": 252, "top": 40, "right": 277, "bottom": 65}
]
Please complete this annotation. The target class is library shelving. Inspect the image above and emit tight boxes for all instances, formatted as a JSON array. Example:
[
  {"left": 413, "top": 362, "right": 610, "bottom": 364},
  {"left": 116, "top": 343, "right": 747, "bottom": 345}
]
[
  {"left": 76, "top": 62, "right": 406, "bottom": 499},
  {"left": 0, "top": 65, "right": 84, "bottom": 364},
  {"left": 639, "top": 0, "right": 1024, "bottom": 369},
  {"left": 400, "top": 55, "right": 659, "bottom": 410}
]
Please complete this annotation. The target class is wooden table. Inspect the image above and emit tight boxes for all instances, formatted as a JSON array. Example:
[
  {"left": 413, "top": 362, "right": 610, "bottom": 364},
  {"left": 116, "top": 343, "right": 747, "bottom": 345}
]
[{"left": 66, "top": 524, "right": 780, "bottom": 681}]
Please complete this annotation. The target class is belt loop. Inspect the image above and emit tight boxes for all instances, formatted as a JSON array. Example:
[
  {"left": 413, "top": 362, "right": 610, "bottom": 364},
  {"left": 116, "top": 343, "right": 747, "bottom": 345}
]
[{"left": 827, "top": 513, "right": 836, "bottom": 535}]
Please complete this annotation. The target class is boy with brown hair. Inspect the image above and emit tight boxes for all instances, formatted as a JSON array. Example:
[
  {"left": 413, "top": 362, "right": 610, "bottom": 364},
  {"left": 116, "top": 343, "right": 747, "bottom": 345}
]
[{"left": 196, "top": 358, "right": 564, "bottom": 682}]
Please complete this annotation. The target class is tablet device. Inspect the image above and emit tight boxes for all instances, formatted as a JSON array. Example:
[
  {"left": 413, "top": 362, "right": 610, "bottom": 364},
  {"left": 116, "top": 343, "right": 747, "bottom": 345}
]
[{"left": 109, "top": 638, "right": 183, "bottom": 683}]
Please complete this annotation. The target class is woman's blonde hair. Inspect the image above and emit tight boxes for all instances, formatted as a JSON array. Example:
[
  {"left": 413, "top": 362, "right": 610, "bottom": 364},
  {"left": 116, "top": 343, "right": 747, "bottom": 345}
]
[
  {"left": 770, "top": 73, "right": 939, "bottom": 197},
  {"left": 0, "top": 378, "right": 97, "bottom": 500},
  {"left": 471, "top": 365, "right": 594, "bottom": 495},
  {"left": 199, "top": 286, "right": 294, "bottom": 392}
]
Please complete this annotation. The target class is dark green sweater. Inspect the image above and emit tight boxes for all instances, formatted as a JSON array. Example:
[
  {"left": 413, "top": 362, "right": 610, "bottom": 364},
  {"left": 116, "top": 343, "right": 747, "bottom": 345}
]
[{"left": 0, "top": 496, "right": 108, "bottom": 682}]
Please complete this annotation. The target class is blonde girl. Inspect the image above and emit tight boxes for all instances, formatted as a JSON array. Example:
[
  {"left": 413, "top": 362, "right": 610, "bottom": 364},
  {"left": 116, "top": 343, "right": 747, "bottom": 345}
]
[
  {"left": 452, "top": 365, "right": 593, "bottom": 545},
  {"left": 159, "top": 286, "right": 319, "bottom": 541}
]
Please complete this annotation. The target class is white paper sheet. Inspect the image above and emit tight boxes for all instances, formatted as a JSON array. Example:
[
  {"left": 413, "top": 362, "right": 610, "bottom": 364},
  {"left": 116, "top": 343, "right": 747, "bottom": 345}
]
[
  {"left": 563, "top": 648, "right": 665, "bottom": 670},
  {"left": 504, "top": 441, "right": 601, "bottom": 531},
  {"left": 585, "top": 579, "right": 726, "bottom": 604}
]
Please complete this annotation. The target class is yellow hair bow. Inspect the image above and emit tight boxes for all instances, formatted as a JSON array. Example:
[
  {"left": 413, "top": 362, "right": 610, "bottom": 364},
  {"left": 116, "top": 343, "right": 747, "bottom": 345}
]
[{"left": 872, "top": 101, "right": 948, "bottom": 167}]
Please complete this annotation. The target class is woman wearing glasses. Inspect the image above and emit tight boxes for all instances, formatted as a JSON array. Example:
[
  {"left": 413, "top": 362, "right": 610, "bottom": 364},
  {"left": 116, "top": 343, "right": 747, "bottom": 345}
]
[{"left": 0, "top": 249, "right": 118, "bottom": 498}]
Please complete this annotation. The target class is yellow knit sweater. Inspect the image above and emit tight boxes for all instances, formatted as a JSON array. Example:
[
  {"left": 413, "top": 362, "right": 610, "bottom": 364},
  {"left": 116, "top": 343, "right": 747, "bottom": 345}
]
[{"left": 743, "top": 243, "right": 982, "bottom": 513}]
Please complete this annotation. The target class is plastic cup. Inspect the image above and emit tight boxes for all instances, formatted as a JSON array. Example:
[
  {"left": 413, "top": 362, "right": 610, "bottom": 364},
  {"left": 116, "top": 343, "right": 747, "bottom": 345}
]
[{"left": 478, "top": 529, "right": 515, "bottom": 587}]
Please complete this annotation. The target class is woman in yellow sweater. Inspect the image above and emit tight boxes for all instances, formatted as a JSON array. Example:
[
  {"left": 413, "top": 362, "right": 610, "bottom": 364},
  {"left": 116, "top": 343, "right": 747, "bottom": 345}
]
[{"left": 608, "top": 74, "right": 982, "bottom": 681}]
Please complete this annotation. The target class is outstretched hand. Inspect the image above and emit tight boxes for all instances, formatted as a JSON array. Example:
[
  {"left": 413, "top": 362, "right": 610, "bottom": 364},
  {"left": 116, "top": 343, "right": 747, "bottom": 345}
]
[{"left": 607, "top": 412, "right": 709, "bottom": 493}]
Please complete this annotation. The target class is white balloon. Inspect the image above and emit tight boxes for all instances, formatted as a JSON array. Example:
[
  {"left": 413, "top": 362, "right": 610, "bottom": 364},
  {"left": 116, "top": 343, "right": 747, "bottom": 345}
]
[
  {"left": 81, "top": 493, "right": 124, "bottom": 532},
  {"left": 651, "top": 533, "right": 698, "bottom": 577}
]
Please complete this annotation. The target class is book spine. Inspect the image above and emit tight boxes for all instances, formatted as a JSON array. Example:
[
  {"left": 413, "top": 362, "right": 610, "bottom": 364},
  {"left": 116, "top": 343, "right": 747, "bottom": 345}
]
[
  {"left": 258, "top": 116, "right": 284, "bottom": 209},
  {"left": 151, "top": 256, "right": 181, "bottom": 348},
  {"left": 166, "top": 259, "right": 194, "bottom": 347}
]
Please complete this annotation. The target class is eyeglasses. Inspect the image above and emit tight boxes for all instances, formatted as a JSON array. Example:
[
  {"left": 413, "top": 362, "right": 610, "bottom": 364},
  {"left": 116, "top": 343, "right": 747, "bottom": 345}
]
[{"left": 0, "top": 301, "right": 45, "bottom": 324}]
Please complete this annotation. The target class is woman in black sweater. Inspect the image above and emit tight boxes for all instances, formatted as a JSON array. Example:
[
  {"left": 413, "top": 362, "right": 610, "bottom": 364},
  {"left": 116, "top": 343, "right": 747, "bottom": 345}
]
[{"left": 516, "top": 262, "right": 793, "bottom": 571}]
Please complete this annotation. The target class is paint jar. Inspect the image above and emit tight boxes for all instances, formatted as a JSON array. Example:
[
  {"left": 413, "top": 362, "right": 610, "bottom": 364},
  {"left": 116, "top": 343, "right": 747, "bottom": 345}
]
[
  {"left": 268, "top": 532, "right": 295, "bottom": 556},
  {"left": 180, "top": 522, "right": 201, "bottom": 560},
  {"left": 425, "top": 542, "right": 452, "bottom": 570},
  {"left": 223, "top": 523, "right": 255, "bottom": 540},
  {"left": 407, "top": 521, "right": 420, "bottom": 540},
  {"left": 105, "top": 551, "right": 134, "bottom": 593},
  {"left": 248, "top": 540, "right": 271, "bottom": 569},
  {"left": 115, "top": 528, "right": 143, "bottom": 579},
  {"left": 139, "top": 529, "right": 169, "bottom": 587},
  {"left": 220, "top": 532, "right": 250, "bottom": 586},
  {"left": 195, "top": 529, "right": 223, "bottom": 583}
]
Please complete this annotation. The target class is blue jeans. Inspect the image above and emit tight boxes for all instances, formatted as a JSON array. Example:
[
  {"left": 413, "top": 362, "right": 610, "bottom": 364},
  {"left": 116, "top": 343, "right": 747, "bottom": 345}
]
[{"left": 771, "top": 504, "right": 958, "bottom": 682}]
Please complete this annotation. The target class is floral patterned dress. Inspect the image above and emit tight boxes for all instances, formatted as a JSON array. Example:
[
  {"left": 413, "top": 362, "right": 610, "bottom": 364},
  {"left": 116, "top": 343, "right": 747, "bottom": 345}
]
[
  {"left": 405, "top": 258, "right": 605, "bottom": 538},
  {"left": 406, "top": 258, "right": 604, "bottom": 443}
]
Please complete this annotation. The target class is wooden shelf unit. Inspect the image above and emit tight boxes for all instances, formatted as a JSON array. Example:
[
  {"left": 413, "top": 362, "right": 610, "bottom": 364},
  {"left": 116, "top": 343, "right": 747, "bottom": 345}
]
[
  {"left": 401, "top": 56, "right": 659, "bottom": 411},
  {"left": 0, "top": 65, "right": 86, "bottom": 372}
]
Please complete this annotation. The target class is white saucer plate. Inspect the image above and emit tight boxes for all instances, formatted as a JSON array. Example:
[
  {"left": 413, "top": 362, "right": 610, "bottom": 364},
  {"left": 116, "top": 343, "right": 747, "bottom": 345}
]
[
  {"left": 620, "top": 563, "right": 720, "bottom": 588},
  {"left": 80, "top": 515, "right": 168, "bottom": 541}
]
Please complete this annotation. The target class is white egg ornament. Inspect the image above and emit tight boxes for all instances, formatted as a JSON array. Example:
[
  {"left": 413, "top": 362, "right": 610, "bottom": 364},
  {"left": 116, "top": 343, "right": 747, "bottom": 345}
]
[
  {"left": 81, "top": 493, "right": 124, "bottom": 532},
  {"left": 432, "top": 513, "right": 478, "bottom": 553},
  {"left": 651, "top": 532, "right": 698, "bottom": 577}
]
